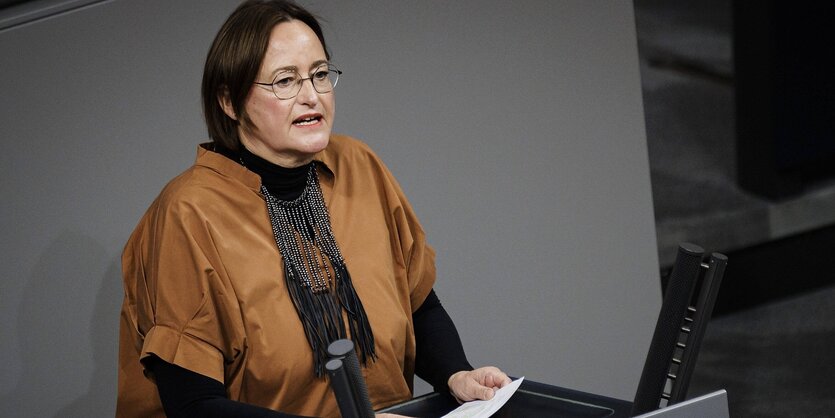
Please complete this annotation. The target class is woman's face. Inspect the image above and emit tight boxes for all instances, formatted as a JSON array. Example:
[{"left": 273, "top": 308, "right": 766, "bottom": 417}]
[{"left": 234, "top": 20, "right": 335, "bottom": 167}]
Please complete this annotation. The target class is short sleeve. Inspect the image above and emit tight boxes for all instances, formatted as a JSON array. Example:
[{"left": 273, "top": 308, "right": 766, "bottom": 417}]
[
  {"left": 125, "top": 192, "right": 244, "bottom": 384},
  {"left": 372, "top": 151, "right": 436, "bottom": 311},
  {"left": 404, "top": 222, "right": 436, "bottom": 312}
]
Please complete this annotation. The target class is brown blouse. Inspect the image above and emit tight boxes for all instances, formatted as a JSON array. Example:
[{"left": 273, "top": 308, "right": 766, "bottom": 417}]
[{"left": 117, "top": 135, "right": 436, "bottom": 417}]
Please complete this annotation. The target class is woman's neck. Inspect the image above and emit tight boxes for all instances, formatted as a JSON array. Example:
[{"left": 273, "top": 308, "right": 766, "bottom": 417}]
[{"left": 223, "top": 145, "right": 312, "bottom": 201}]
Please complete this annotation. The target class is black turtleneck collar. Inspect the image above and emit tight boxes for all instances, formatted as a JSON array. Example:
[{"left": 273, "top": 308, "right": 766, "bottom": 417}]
[{"left": 216, "top": 144, "right": 312, "bottom": 201}]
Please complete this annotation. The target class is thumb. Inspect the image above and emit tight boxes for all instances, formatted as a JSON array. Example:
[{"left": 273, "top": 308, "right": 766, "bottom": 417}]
[{"left": 480, "top": 386, "right": 495, "bottom": 400}]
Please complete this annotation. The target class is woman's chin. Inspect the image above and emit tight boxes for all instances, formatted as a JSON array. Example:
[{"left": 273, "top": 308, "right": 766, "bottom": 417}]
[{"left": 300, "top": 133, "right": 331, "bottom": 154}]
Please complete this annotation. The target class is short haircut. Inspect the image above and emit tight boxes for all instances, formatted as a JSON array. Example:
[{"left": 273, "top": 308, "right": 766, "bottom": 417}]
[{"left": 201, "top": 0, "right": 329, "bottom": 150}]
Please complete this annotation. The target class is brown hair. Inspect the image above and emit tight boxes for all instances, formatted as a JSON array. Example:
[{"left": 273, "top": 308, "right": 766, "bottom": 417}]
[{"left": 201, "top": 0, "right": 330, "bottom": 150}]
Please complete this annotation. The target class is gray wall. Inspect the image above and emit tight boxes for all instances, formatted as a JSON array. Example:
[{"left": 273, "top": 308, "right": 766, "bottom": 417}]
[{"left": 0, "top": 0, "right": 660, "bottom": 416}]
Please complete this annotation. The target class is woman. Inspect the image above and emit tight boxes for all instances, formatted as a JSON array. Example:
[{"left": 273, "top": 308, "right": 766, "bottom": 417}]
[{"left": 116, "top": 1, "right": 509, "bottom": 417}]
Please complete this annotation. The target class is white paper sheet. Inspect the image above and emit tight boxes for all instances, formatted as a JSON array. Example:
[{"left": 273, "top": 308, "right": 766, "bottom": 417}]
[{"left": 440, "top": 377, "right": 525, "bottom": 418}]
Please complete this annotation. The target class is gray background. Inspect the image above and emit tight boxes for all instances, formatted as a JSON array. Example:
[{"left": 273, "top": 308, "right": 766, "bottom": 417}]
[{"left": 0, "top": 0, "right": 659, "bottom": 416}]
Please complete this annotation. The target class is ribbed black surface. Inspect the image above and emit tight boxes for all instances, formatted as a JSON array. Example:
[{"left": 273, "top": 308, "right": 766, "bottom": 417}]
[
  {"left": 327, "top": 339, "right": 375, "bottom": 418},
  {"left": 632, "top": 243, "right": 704, "bottom": 416},
  {"left": 326, "top": 359, "right": 360, "bottom": 418}
]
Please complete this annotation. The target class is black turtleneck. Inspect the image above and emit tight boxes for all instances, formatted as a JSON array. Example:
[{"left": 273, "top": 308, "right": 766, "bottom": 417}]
[
  {"left": 239, "top": 146, "right": 311, "bottom": 201},
  {"left": 147, "top": 144, "right": 473, "bottom": 418}
]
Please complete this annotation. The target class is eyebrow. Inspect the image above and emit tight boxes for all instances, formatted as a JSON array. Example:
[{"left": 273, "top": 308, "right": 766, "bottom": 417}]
[{"left": 268, "top": 60, "right": 330, "bottom": 78}]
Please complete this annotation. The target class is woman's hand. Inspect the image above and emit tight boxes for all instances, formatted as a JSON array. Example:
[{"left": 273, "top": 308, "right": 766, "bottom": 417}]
[{"left": 447, "top": 366, "right": 512, "bottom": 402}]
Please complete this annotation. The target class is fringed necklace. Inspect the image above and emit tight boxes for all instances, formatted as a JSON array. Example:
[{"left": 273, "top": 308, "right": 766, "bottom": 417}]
[{"left": 258, "top": 162, "right": 375, "bottom": 377}]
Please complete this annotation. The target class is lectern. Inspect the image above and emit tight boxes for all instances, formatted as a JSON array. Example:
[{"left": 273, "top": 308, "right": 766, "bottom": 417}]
[{"left": 381, "top": 379, "right": 633, "bottom": 417}]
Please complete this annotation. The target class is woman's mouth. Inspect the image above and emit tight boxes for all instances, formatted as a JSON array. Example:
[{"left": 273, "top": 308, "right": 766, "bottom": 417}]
[{"left": 293, "top": 114, "right": 322, "bottom": 126}]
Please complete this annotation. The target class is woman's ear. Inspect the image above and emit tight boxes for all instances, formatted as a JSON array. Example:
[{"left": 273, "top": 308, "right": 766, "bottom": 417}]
[{"left": 218, "top": 87, "right": 238, "bottom": 121}]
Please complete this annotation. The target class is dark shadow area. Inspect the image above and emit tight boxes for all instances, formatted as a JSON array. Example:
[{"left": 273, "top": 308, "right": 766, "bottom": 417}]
[
  {"left": 0, "top": 0, "right": 31, "bottom": 10},
  {"left": 659, "top": 224, "right": 835, "bottom": 317},
  {"left": 635, "top": 0, "right": 835, "bottom": 416},
  {"left": 688, "top": 285, "right": 835, "bottom": 417},
  {"left": 712, "top": 224, "right": 835, "bottom": 316}
]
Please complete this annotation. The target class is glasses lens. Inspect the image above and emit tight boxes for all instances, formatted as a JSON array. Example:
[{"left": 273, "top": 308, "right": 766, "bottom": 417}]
[
  {"left": 311, "top": 64, "right": 340, "bottom": 94},
  {"left": 272, "top": 71, "right": 300, "bottom": 99}
]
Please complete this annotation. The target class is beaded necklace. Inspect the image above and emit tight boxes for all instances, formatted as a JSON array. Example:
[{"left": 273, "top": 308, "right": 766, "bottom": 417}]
[{"left": 259, "top": 162, "right": 375, "bottom": 377}]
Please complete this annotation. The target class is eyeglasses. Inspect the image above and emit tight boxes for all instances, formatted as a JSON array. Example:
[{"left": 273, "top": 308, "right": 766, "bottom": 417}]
[{"left": 253, "top": 63, "right": 342, "bottom": 100}]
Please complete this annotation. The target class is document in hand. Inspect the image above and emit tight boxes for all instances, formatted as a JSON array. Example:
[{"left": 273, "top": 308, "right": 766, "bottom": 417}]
[{"left": 441, "top": 377, "right": 525, "bottom": 418}]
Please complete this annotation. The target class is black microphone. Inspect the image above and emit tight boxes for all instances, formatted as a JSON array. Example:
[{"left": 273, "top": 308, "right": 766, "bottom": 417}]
[
  {"left": 326, "top": 358, "right": 361, "bottom": 418},
  {"left": 326, "top": 339, "right": 375, "bottom": 418}
]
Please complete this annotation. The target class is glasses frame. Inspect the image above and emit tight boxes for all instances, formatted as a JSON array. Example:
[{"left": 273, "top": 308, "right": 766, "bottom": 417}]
[{"left": 253, "top": 63, "right": 342, "bottom": 100}]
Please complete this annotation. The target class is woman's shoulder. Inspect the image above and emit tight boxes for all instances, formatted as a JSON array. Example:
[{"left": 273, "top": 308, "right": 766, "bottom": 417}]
[
  {"left": 320, "top": 134, "right": 388, "bottom": 173},
  {"left": 325, "top": 134, "right": 377, "bottom": 157},
  {"left": 157, "top": 167, "right": 211, "bottom": 203},
  {"left": 152, "top": 160, "right": 252, "bottom": 217}
]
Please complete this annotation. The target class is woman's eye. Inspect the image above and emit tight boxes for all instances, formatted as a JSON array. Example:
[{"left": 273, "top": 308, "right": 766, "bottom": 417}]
[
  {"left": 313, "top": 70, "right": 329, "bottom": 80},
  {"left": 274, "top": 76, "right": 296, "bottom": 88}
]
